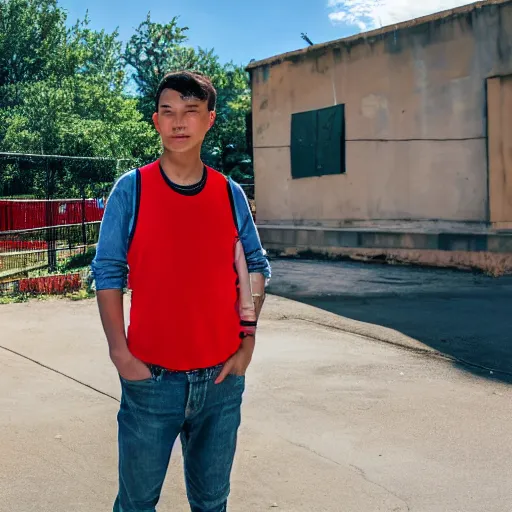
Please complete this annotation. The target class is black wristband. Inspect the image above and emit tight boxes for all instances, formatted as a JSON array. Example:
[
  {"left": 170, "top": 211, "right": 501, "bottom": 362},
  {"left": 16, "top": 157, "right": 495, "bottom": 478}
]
[{"left": 240, "top": 320, "right": 258, "bottom": 327}]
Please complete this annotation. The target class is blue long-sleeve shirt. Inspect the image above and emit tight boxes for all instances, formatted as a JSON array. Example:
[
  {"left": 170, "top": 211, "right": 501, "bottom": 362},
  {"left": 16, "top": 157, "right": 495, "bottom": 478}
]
[{"left": 91, "top": 168, "right": 271, "bottom": 290}]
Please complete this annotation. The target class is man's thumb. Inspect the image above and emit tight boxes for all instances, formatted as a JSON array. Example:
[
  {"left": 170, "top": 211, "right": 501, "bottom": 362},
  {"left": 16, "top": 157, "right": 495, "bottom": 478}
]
[{"left": 215, "top": 360, "right": 233, "bottom": 384}]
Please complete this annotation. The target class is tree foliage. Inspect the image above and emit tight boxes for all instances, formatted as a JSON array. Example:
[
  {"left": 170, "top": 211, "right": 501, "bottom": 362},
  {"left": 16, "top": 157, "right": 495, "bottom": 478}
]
[{"left": 0, "top": 1, "right": 253, "bottom": 199}]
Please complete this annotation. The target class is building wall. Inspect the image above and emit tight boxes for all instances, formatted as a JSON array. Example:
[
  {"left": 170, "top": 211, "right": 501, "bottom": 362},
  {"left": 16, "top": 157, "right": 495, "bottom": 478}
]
[{"left": 250, "top": 1, "right": 512, "bottom": 229}]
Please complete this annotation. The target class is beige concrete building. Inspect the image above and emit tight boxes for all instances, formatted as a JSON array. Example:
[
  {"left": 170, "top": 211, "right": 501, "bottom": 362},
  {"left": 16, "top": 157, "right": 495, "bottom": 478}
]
[{"left": 247, "top": 0, "right": 512, "bottom": 272}]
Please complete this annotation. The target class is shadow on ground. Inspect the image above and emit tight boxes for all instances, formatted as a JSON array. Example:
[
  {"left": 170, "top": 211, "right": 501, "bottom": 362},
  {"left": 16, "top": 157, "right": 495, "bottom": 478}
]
[{"left": 267, "top": 258, "right": 512, "bottom": 384}]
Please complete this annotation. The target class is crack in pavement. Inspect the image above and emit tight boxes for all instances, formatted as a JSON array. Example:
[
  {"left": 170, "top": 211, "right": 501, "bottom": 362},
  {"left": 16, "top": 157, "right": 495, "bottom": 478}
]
[
  {"left": 0, "top": 344, "right": 119, "bottom": 402},
  {"left": 349, "top": 464, "right": 411, "bottom": 512},
  {"left": 279, "top": 435, "right": 411, "bottom": 511}
]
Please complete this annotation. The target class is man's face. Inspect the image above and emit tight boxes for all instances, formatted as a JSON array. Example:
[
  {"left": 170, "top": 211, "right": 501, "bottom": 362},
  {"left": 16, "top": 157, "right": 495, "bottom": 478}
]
[{"left": 152, "top": 88, "right": 215, "bottom": 154}]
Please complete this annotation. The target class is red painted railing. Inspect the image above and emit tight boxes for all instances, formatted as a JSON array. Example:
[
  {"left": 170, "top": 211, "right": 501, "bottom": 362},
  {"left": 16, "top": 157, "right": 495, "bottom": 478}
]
[{"left": 0, "top": 199, "right": 104, "bottom": 232}]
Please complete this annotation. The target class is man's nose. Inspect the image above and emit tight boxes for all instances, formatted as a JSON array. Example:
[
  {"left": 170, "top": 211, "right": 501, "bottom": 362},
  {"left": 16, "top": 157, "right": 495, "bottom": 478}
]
[{"left": 173, "top": 112, "right": 186, "bottom": 130}]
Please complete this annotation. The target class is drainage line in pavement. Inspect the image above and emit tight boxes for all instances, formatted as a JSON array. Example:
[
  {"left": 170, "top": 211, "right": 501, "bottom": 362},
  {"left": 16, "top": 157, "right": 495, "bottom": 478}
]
[{"left": 0, "top": 344, "right": 120, "bottom": 403}]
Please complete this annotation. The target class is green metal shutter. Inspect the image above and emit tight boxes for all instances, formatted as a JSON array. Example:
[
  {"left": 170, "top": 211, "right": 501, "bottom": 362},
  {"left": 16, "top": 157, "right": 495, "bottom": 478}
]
[
  {"left": 316, "top": 104, "right": 344, "bottom": 176},
  {"left": 291, "top": 104, "right": 345, "bottom": 179},
  {"left": 291, "top": 109, "right": 317, "bottom": 179}
]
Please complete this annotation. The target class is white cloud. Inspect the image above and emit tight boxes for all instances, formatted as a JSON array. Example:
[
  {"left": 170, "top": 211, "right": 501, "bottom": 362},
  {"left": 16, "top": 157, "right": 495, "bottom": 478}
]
[
  {"left": 328, "top": 0, "right": 474, "bottom": 31},
  {"left": 329, "top": 11, "right": 348, "bottom": 22}
]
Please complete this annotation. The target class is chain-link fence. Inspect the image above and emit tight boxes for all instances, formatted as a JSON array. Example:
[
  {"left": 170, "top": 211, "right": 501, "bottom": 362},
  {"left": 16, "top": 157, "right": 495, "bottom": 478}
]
[{"left": 0, "top": 153, "right": 134, "bottom": 295}]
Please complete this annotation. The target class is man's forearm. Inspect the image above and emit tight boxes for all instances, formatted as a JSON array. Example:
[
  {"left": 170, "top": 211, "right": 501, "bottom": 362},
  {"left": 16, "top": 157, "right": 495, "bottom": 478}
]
[
  {"left": 96, "top": 289, "right": 130, "bottom": 361},
  {"left": 250, "top": 273, "right": 266, "bottom": 321}
]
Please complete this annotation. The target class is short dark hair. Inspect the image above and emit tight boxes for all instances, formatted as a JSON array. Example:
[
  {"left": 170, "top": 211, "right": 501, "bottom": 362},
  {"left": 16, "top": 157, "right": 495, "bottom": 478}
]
[{"left": 155, "top": 71, "right": 217, "bottom": 112}]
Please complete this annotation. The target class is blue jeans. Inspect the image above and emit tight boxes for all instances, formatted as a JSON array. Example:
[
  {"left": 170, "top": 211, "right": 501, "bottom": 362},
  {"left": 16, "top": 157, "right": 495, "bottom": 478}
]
[{"left": 113, "top": 364, "right": 245, "bottom": 512}]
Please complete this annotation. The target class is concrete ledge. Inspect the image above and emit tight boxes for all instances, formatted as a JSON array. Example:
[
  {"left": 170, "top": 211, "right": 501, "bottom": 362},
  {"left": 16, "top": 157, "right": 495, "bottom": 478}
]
[
  {"left": 258, "top": 219, "right": 493, "bottom": 234},
  {"left": 259, "top": 226, "right": 512, "bottom": 275}
]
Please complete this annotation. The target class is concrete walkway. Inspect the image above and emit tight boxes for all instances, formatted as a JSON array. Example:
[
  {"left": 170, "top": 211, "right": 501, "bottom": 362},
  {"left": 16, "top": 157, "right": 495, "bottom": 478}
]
[{"left": 1, "top": 296, "right": 511, "bottom": 512}]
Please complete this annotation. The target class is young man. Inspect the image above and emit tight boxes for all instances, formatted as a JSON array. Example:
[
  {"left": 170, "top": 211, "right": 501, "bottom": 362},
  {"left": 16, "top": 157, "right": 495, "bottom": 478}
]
[{"left": 91, "top": 71, "right": 271, "bottom": 512}]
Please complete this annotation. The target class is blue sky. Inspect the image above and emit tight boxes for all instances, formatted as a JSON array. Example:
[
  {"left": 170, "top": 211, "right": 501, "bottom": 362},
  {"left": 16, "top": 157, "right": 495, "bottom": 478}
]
[{"left": 59, "top": 0, "right": 473, "bottom": 66}]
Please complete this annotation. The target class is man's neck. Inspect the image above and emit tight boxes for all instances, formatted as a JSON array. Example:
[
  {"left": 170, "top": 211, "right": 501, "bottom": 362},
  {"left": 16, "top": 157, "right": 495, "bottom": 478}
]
[{"left": 160, "top": 150, "right": 204, "bottom": 186}]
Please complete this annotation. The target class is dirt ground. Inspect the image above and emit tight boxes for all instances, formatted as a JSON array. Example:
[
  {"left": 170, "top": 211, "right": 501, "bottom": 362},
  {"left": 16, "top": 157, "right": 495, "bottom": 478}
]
[{"left": 1, "top": 292, "right": 511, "bottom": 512}]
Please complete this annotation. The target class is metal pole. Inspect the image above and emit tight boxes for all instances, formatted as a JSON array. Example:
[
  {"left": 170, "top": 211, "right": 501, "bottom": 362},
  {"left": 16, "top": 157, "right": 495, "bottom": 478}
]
[
  {"left": 81, "top": 186, "right": 87, "bottom": 255},
  {"left": 45, "top": 160, "right": 57, "bottom": 272}
]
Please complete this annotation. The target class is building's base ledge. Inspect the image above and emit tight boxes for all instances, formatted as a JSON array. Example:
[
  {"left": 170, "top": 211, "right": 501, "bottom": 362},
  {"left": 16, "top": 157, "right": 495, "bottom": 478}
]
[
  {"left": 258, "top": 226, "right": 512, "bottom": 276},
  {"left": 257, "top": 221, "right": 511, "bottom": 235}
]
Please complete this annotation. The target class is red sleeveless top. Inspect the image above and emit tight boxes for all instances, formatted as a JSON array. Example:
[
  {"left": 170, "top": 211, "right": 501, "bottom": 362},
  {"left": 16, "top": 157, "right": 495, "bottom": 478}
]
[{"left": 126, "top": 160, "right": 241, "bottom": 371}]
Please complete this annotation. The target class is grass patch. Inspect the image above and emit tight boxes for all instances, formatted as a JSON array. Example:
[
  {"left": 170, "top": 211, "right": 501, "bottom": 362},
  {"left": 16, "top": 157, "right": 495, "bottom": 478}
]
[
  {"left": 58, "top": 247, "right": 96, "bottom": 272},
  {"left": 0, "top": 294, "right": 28, "bottom": 304},
  {"left": 67, "top": 289, "right": 95, "bottom": 301},
  {"left": 0, "top": 289, "right": 95, "bottom": 304}
]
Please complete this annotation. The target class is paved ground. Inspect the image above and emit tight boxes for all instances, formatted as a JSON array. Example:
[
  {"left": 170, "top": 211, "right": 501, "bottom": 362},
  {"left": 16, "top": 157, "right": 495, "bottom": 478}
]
[
  {"left": 267, "top": 258, "right": 512, "bottom": 383},
  {"left": 1, "top": 294, "right": 511, "bottom": 512}
]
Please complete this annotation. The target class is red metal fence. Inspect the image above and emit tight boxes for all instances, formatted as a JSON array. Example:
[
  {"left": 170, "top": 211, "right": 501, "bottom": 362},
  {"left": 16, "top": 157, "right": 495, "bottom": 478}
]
[
  {"left": 0, "top": 199, "right": 104, "bottom": 287},
  {"left": 0, "top": 199, "right": 104, "bottom": 232}
]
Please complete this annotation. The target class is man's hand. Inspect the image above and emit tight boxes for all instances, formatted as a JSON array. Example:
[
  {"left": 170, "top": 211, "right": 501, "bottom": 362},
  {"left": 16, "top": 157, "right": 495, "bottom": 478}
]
[
  {"left": 215, "top": 336, "right": 255, "bottom": 384},
  {"left": 111, "top": 349, "right": 152, "bottom": 382}
]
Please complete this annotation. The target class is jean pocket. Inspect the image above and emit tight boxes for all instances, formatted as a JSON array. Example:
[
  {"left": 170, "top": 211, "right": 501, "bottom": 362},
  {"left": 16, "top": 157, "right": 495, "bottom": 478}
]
[
  {"left": 232, "top": 374, "right": 246, "bottom": 389},
  {"left": 119, "top": 374, "right": 154, "bottom": 385}
]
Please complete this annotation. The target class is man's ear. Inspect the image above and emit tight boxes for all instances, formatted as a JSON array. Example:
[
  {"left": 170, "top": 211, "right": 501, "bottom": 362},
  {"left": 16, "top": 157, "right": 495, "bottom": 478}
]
[
  {"left": 152, "top": 112, "right": 160, "bottom": 134},
  {"left": 209, "top": 111, "right": 216, "bottom": 129}
]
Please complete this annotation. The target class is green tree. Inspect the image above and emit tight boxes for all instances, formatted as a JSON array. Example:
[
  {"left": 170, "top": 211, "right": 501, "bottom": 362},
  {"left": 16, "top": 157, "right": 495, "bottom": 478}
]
[
  {"left": 0, "top": 0, "right": 125, "bottom": 98},
  {"left": 124, "top": 14, "right": 189, "bottom": 118},
  {"left": 0, "top": 0, "right": 67, "bottom": 91},
  {"left": 1, "top": 76, "right": 160, "bottom": 197}
]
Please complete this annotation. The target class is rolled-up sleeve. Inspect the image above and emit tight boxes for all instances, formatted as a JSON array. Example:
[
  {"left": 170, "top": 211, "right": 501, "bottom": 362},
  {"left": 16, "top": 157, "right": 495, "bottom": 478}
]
[
  {"left": 90, "top": 170, "right": 136, "bottom": 291},
  {"left": 230, "top": 179, "right": 271, "bottom": 280}
]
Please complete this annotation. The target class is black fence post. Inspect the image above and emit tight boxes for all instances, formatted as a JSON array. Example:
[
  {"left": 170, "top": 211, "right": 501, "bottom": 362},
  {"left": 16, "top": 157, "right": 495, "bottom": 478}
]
[
  {"left": 81, "top": 189, "right": 87, "bottom": 255},
  {"left": 45, "top": 160, "right": 57, "bottom": 272}
]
